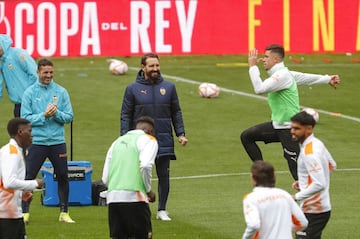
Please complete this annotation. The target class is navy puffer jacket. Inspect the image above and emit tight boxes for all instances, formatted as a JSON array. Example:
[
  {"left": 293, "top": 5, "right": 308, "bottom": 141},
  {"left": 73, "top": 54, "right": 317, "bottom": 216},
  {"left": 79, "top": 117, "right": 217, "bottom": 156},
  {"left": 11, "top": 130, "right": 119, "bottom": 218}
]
[{"left": 120, "top": 70, "right": 185, "bottom": 159}]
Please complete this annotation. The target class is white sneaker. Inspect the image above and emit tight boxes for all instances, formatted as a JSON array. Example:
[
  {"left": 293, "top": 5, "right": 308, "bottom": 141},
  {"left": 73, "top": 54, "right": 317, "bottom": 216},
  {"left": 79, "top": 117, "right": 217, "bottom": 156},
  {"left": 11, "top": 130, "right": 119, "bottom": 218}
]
[{"left": 156, "top": 210, "right": 171, "bottom": 221}]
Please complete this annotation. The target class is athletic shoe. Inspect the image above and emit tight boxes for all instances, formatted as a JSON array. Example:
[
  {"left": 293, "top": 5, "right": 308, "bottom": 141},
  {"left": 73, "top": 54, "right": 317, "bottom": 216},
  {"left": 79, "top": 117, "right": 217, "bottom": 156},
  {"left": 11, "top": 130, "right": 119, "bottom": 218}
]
[
  {"left": 59, "top": 212, "right": 75, "bottom": 223},
  {"left": 156, "top": 210, "right": 171, "bottom": 221},
  {"left": 23, "top": 213, "right": 30, "bottom": 224}
]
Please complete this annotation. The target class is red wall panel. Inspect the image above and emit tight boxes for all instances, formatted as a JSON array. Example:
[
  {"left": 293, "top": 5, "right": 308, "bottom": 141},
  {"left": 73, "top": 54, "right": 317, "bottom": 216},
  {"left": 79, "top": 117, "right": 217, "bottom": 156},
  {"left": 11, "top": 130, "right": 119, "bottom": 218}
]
[{"left": 0, "top": 0, "right": 359, "bottom": 57}]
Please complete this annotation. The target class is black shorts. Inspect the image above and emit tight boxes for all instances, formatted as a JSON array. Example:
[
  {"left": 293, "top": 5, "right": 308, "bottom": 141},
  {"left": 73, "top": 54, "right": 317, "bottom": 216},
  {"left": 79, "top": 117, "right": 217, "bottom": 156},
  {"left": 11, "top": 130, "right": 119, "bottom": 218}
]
[
  {"left": 296, "top": 211, "right": 331, "bottom": 239},
  {"left": 0, "top": 218, "right": 26, "bottom": 239},
  {"left": 108, "top": 202, "right": 152, "bottom": 239}
]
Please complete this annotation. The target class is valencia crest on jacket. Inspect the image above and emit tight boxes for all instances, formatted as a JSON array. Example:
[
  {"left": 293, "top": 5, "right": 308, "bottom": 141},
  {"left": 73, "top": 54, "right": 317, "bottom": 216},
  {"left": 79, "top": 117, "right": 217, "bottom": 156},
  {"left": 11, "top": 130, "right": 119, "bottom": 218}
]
[{"left": 160, "top": 87, "right": 166, "bottom": 95}]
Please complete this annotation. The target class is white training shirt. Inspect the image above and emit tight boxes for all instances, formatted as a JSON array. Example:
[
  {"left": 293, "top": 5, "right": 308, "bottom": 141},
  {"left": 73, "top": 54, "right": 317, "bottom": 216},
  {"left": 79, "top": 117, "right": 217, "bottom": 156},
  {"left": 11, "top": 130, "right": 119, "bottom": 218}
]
[
  {"left": 295, "top": 134, "right": 336, "bottom": 213},
  {"left": 242, "top": 187, "right": 308, "bottom": 239},
  {"left": 249, "top": 62, "right": 331, "bottom": 129},
  {"left": 102, "top": 129, "right": 158, "bottom": 204},
  {"left": 0, "top": 139, "right": 39, "bottom": 219},
  {"left": 249, "top": 64, "right": 331, "bottom": 95}
]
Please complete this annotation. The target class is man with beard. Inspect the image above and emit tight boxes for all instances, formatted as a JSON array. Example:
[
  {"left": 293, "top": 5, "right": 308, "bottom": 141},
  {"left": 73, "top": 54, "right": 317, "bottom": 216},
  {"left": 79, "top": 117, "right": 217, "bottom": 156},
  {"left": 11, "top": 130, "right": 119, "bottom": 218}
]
[
  {"left": 120, "top": 53, "right": 188, "bottom": 221},
  {"left": 290, "top": 111, "right": 336, "bottom": 239}
]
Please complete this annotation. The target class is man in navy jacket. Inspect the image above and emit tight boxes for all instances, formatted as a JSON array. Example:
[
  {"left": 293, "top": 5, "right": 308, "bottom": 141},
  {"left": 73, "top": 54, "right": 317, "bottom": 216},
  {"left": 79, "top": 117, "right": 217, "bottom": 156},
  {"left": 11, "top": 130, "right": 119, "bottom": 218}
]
[{"left": 121, "top": 53, "right": 188, "bottom": 221}]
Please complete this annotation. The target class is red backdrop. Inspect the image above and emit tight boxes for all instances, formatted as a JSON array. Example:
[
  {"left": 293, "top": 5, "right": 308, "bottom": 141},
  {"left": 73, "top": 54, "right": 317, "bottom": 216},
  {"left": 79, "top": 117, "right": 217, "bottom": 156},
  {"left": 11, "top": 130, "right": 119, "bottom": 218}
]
[{"left": 0, "top": 0, "right": 359, "bottom": 57}]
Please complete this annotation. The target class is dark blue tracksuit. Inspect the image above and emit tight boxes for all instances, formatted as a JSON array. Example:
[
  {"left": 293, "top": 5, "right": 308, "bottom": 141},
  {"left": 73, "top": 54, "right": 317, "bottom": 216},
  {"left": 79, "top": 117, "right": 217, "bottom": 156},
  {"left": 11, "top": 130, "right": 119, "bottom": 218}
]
[{"left": 121, "top": 70, "right": 185, "bottom": 211}]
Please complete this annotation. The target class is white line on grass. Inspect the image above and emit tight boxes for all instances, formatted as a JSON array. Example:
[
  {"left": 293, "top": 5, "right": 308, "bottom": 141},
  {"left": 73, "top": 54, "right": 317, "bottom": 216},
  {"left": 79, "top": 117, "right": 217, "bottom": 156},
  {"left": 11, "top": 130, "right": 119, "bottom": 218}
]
[
  {"left": 152, "top": 168, "right": 360, "bottom": 181},
  {"left": 60, "top": 65, "right": 360, "bottom": 123},
  {"left": 59, "top": 66, "right": 359, "bottom": 181}
]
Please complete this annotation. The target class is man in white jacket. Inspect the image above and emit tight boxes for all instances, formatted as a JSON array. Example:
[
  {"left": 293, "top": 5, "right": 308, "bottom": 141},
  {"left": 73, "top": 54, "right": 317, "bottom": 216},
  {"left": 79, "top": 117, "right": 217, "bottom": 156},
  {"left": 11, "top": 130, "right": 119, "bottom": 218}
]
[
  {"left": 242, "top": 160, "right": 308, "bottom": 239},
  {"left": 0, "top": 118, "right": 43, "bottom": 239},
  {"left": 291, "top": 111, "right": 336, "bottom": 239}
]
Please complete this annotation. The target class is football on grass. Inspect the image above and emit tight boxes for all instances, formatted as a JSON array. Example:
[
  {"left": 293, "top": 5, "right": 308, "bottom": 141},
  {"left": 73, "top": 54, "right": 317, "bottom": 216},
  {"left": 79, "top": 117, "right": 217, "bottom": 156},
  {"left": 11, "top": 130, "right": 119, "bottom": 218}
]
[
  {"left": 302, "top": 107, "right": 319, "bottom": 123},
  {"left": 198, "top": 82, "right": 220, "bottom": 98},
  {"left": 108, "top": 59, "right": 128, "bottom": 75}
]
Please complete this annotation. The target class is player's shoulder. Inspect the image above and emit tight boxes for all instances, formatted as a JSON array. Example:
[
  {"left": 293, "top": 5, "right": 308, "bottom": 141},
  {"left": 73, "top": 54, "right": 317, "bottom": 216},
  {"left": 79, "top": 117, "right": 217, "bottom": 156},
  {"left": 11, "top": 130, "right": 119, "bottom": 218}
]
[
  {"left": 51, "top": 81, "right": 67, "bottom": 91},
  {"left": 145, "top": 134, "right": 156, "bottom": 141},
  {"left": 127, "top": 81, "right": 149, "bottom": 92},
  {"left": 137, "top": 133, "right": 158, "bottom": 150},
  {"left": 161, "top": 79, "right": 175, "bottom": 88},
  {"left": 24, "top": 82, "right": 37, "bottom": 93},
  {"left": 12, "top": 47, "right": 32, "bottom": 61},
  {"left": 11, "top": 46, "right": 27, "bottom": 55},
  {"left": 243, "top": 187, "right": 264, "bottom": 200},
  {"left": 304, "top": 136, "right": 325, "bottom": 155},
  {"left": 273, "top": 187, "right": 291, "bottom": 197},
  {"left": 22, "top": 84, "right": 39, "bottom": 99},
  {"left": 0, "top": 143, "right": 19, "bottom": 155},
  {"left": 135, "top": 130, "right": 156, "bottom": 141},
  {"left": 9, "top": 144, "right": 19, "bottom": 154},
  {"left": 278, "top": 68, "right": 294, "bottom": 79},
  {"left": 140, "top": 134, "right": 157, "bottom": 145},
  {"left": 311, "top": 136, "right": 325, "bottom": 147},
  {"left": 242, "top": 192, "right": 253, "bottom": 201}
]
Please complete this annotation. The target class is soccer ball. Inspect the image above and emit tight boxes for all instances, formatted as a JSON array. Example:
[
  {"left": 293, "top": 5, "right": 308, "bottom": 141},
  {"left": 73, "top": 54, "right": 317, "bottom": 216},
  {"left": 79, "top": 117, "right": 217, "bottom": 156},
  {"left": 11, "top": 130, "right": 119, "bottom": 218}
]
[
  {"left": 302, "top": 107, "right": 319, "bottom": 123},
  {"left": 198, "top": 82, "right": 220, "bottom": 98},
  {"left": 108, "top": 59, "right": 128, "bottom": 75}
]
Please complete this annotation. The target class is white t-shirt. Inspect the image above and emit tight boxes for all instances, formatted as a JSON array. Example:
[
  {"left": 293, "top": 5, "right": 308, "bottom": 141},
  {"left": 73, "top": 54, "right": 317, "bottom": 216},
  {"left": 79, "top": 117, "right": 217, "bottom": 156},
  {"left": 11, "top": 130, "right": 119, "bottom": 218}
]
[{"left": 242, "top": 186, "right": 308, "bottom": 239}]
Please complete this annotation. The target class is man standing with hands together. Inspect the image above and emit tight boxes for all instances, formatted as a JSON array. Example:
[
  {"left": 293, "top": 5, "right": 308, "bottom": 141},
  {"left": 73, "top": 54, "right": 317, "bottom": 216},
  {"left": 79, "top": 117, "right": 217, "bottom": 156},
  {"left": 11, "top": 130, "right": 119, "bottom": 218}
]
[{"left": 21, "top": 58, "right": 74, "bottom": 223}]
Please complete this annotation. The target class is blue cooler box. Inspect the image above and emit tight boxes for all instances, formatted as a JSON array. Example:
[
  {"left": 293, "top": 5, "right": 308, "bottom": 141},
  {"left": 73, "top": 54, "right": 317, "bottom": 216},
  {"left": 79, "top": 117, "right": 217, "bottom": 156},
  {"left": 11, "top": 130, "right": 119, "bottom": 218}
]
[{"left": 40, "top": 161, "right": 92, "bottom": 206}]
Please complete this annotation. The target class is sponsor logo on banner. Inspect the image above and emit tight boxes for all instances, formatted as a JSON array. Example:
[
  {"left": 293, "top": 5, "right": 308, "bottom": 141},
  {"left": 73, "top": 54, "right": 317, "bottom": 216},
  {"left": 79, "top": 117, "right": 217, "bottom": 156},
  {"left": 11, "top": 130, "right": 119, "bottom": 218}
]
[
  {"left": 0, "top": 0, "right": 359, "bottom": 57},
  {"left": 1, "top": 0, "right": 198, "bottom": 57}
]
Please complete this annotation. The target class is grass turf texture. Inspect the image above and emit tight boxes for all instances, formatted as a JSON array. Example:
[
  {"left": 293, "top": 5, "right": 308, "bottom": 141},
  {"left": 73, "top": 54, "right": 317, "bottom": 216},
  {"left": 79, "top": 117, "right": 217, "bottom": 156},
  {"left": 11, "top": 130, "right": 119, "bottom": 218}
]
[{"left": 0, "top": 54, "right": 359, "bottom": 238}]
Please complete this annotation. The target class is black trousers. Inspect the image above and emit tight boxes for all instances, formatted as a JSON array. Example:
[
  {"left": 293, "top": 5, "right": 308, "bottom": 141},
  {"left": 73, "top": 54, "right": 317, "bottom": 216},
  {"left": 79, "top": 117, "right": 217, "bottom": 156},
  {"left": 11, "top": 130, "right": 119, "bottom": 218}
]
[
  {"left": 0, "top": 218, "right": 26, "bottom": 239},
  {"left": 14, "top": 104, "right": 21, "bottom": 117},
  {"left": 296, "top": 211, "right": 331, "bottom": 239},
  {"left": 240, "top": 121, "right": 299, "bottom": 180},
  {"left": 108, "top": 202, "right": 152, "bottom": 239},
  {"left": 155, "top": 156, "right": 170, "bottom": 211}
]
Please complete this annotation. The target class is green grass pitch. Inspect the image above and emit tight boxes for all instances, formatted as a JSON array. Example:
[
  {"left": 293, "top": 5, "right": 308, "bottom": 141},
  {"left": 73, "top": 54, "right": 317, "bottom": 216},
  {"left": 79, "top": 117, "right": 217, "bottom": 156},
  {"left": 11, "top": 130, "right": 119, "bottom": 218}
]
[{"left": 0, "top": 53, "right": 359, "bottom": 238}]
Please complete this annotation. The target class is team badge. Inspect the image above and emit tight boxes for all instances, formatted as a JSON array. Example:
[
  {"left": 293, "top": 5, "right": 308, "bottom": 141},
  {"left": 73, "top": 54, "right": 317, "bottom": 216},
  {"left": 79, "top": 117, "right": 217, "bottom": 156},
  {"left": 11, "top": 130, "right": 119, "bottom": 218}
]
[
  {"left": 8, "top": 64, "right": 12, "bottom": 70},
  {"left": 53, "top": 96, "right": 58, "bottom": 105},
  {"left": 160, "top": 87, "right": 166, "bottom": 95},
  {"left": 20, "top": 53, "right": 26, "bottom": 62}
]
